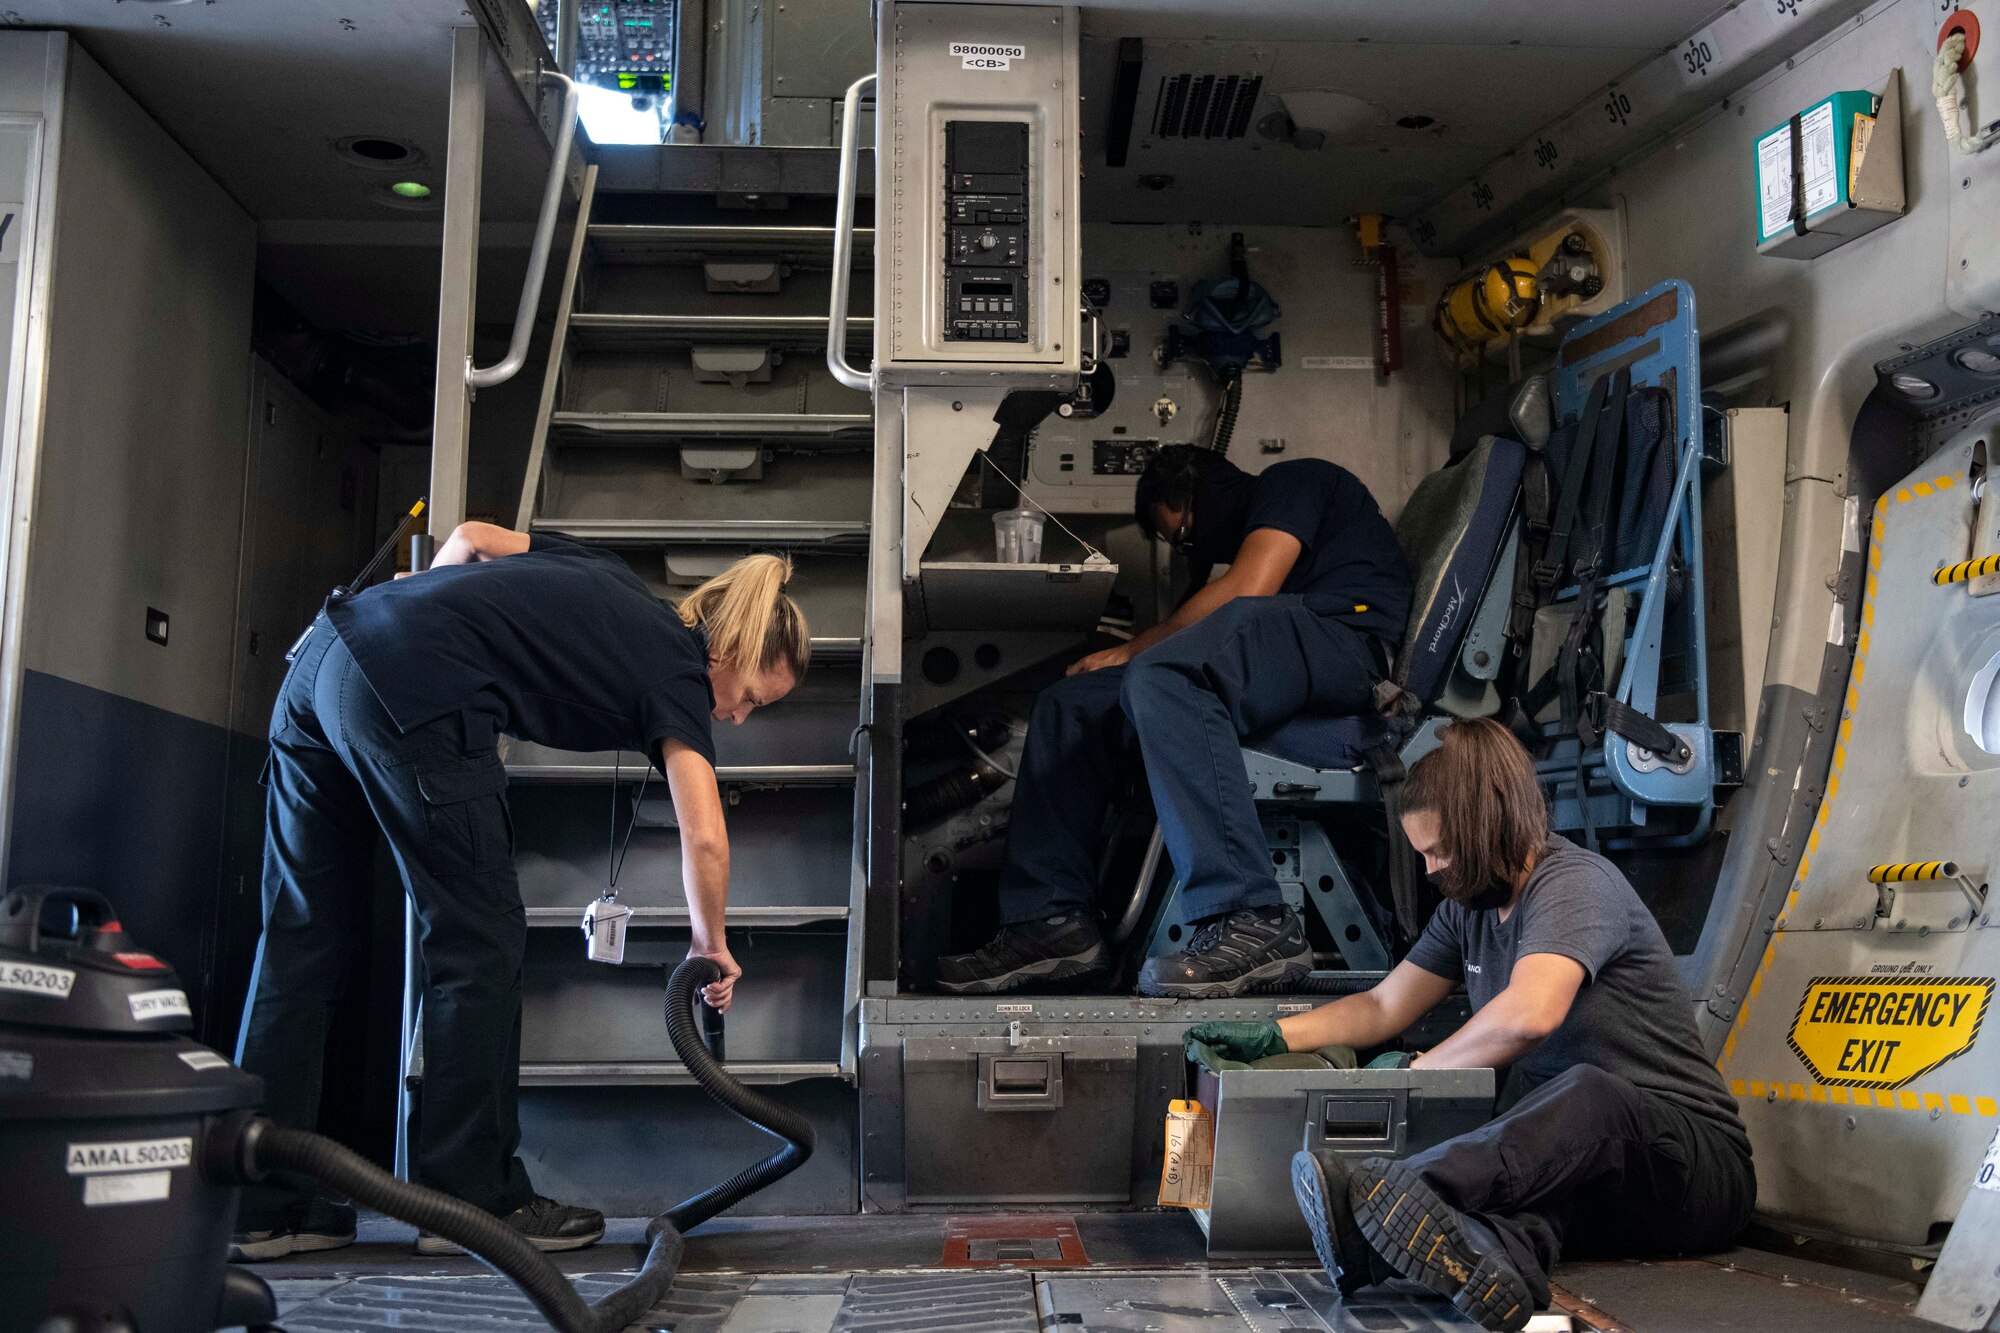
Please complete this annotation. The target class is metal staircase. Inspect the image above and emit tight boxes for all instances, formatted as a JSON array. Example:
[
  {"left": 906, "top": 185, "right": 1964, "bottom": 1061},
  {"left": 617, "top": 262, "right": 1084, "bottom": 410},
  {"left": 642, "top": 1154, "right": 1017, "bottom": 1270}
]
[{"left": 496, "top": 171, "right": 876, "bottom": 1212}]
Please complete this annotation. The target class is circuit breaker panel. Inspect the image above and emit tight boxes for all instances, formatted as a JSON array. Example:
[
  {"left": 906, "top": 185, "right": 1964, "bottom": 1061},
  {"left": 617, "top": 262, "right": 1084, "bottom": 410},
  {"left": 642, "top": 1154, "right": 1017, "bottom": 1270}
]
[
  {"left": 874, "top": 2, "right": 1080, "bottom": 373},
  {"left": 944, "top": 121, "right": 1030, "bottom": 342}
]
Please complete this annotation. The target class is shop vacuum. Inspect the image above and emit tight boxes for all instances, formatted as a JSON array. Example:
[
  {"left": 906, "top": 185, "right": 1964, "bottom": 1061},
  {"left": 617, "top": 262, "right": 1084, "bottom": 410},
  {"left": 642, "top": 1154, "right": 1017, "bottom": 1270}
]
[{"left": 0, "top": 887, "right": 814, "bottom": 1332}]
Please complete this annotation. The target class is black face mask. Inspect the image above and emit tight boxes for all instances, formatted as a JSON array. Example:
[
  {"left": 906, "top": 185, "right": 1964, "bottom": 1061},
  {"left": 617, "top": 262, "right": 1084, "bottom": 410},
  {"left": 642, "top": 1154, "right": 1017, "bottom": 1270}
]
[{"left": 1427, "top": 869, "right": 1513, "bottom": 913}]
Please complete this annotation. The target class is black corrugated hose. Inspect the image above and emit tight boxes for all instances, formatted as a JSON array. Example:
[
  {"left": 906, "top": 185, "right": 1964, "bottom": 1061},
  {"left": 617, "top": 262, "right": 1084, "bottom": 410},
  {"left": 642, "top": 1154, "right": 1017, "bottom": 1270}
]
[
  {"left": 658, "top": 956, "right": 817, "bottom": 1233},
  {"left": 238, "top": 1120, "right": 680, "bottom": 1332},
  {"left": 222, "top": 957, "right": 814, "bottom": 1332}
]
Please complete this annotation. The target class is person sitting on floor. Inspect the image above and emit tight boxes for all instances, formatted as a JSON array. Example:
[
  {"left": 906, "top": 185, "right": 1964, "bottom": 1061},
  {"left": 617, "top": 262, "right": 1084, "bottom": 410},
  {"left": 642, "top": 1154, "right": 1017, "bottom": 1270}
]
[{"left": 1187, "top": 718, "right": 1754, "bottom": 1331}]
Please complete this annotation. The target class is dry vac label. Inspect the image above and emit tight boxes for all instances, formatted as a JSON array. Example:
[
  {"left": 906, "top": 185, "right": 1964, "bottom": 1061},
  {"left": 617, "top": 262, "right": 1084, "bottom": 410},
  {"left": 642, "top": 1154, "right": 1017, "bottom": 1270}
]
[
  {"left": 0, "top": 961, "right": 75, "bottom": 999},
  {"left": 66, "top": 1136, "right": 194, "bottom": 1174},
  {"left": 127, "top": 988, "right": 190, "bottom": 1021},
  {"left": 1787, "top": 975, "right": 1993, "bottom": 1089}
]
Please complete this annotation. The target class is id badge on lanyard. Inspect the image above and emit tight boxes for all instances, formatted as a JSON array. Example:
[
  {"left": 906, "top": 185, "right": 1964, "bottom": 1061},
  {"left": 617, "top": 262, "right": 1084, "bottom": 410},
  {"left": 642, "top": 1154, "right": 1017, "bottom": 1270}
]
[{"left": 582, "top": 749, "right": 651, "bottom": 964}]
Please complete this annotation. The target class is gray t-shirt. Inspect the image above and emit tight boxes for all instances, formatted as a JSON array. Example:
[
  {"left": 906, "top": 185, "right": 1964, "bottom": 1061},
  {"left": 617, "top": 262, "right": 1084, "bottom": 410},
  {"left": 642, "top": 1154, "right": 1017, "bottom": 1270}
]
[{"left": 1406, "top": 835, "right": 1748, "bottom": 1150}]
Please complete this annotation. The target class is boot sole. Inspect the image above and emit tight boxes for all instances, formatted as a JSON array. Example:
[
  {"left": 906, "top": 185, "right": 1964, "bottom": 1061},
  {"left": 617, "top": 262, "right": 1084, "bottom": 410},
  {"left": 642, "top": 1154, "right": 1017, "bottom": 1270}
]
[
  {"left": 415, "top": 1224, "right": 604, "bottom": 1257},
  {"left": 229, "top": 1231, "right": 355, "bottom": 1263},
  {"left": 934, "top": 946, "right": 1108, "bottom": 995},
  {"left": 1289, "top": 1150, "right": 1380, "bottom": 1296},
  {"left": 1350, "top": 1161, "right": 1533, "bottom": 1332},
  {"left": 1135, "top": 950, "right": 1310, "bottom": 999}
]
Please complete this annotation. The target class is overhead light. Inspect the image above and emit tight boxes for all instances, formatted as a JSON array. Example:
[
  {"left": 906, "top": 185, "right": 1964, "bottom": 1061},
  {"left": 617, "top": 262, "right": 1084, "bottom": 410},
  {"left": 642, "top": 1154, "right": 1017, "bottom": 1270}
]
[
  {"left": 375, "top": 181, "right": 440, "bottom": 211},
  {"left": 1890, "top": 371, "right": 1940, "bottom": 400}
]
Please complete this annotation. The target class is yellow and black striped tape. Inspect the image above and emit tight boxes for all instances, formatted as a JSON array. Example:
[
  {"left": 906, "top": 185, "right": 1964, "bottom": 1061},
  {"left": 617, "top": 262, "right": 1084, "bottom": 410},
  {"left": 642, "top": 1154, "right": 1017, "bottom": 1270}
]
[
  {"left": 1867, "top": 860, "right": 1958, "bottom": 883},
  {"left": 1933, "top": 552, "right": 2000, "bottom": 585}
]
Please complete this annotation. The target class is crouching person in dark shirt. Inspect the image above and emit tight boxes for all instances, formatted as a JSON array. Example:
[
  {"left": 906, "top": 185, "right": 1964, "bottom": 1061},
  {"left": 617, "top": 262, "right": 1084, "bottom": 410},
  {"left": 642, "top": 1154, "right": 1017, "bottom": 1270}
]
[
  {"left": 232, "top": 523, "right": 810, "bottom": 1262},
  {"left": 1188, "top": 719, "right": 1753, "bottom": 1331}
]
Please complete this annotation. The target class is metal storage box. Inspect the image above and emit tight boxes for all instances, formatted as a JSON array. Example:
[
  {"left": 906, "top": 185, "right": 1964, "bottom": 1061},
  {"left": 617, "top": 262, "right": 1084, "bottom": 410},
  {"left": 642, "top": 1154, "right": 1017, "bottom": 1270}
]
[
  {"left": 1194, "top": 1065, "right": 1496, "bottom": 1258},
  {"left": 857, "top": 994, "right": 1474, "bottom": 1213},
  {"left": 860, "top": 995, "right": 1309, "bottom": 1211}
]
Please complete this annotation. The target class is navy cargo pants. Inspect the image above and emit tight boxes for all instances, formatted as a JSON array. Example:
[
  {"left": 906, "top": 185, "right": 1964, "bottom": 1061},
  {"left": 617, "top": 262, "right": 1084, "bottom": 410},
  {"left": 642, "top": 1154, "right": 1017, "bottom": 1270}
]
[
  {"left": 235, "top": 614, "right": 534, "bottom": 1226},
  {"left": 998, "top": 596, "right": 1380, "bottom": 925},
  {"left": 1401, "top": 1064, "right": 1756, "bottom": 1305}
]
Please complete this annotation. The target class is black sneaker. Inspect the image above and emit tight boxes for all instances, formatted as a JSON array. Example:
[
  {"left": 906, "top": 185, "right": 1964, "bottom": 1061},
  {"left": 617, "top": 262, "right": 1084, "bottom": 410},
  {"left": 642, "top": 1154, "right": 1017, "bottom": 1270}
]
[
  {"left": 415, "top": 1195, "right": 605, "bottom": 1256},
  {"left": 1291, "top": 1149, "right": 1393, "bottom": 1296},
  {"left": 1136, "top": 905, "right": 1310, "bottom": 998},
  {"left": 1348, "top": 1158, "right": 1535, "bottom": 1332},
  {"left": 229, "top": 1197, "right": 357, "bottom": 1262},
  {"left": 935, "top": 912, "right": 1108, "bottom": 994}
]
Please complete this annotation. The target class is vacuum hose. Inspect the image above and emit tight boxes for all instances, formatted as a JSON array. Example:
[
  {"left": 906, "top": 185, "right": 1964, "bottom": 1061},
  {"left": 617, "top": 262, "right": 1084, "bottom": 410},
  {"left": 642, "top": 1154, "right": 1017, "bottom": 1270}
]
[
  {"left": 657, "top": 957, "right": 816, "bottom": 1233},
  {"left": 219, "top": 956, "right": 814, "bottom": 1332},
  {"left": 237, "top": 1121, "right": 682, "bottom": 1333}
]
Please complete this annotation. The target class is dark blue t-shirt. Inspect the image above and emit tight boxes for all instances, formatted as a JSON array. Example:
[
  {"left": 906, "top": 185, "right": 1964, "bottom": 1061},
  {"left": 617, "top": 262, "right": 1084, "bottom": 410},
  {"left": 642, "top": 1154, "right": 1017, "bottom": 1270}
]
[
  {"left": 1191, "top": 458, "right": 1412, "bottom": 643},
  {"left": 326, "top": 534, "right": 716, "bottom": 771}
]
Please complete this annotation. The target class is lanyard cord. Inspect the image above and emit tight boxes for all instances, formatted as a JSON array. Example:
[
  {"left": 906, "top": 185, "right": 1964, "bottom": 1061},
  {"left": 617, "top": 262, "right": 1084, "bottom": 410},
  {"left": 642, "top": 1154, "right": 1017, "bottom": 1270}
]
[{"left": 605, "top": 750, "right": 652, "bottom": 899}]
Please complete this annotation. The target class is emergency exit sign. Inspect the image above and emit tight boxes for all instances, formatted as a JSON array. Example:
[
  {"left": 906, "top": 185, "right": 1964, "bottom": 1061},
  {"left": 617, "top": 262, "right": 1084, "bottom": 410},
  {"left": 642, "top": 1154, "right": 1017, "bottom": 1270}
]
[{"left": 1787, "top": 975, "right": 1992, "bottom": 1090}]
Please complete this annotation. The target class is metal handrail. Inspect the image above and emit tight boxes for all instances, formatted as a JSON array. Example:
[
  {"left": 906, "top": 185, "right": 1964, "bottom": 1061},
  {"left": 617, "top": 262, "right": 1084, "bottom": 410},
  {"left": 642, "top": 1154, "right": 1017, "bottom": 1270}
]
[
  {"left": 467, "top": 68, "right": 583, "bottom": 391},
  {"left": 827, "top": 72, "right": 876, "bottom": 394}
]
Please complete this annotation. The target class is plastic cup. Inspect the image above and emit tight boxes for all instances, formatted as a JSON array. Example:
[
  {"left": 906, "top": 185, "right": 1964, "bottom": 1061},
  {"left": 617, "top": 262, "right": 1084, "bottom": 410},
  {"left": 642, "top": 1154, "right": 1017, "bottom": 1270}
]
[{"left": 992, "top": 508, "right": 1046, "bottom": 563}]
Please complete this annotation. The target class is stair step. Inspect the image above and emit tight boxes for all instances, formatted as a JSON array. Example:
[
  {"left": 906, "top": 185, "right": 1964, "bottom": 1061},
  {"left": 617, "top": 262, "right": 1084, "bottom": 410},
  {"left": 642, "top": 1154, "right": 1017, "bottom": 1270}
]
[
  {"left": 507, "top": 760, "right": 857, "bottom": 785},
  {"left": 569, "top": 312, "right": 871, "bottom": 348},
  {"left": 523, "top": 905, "right": 849, "bottom": 927},
  {"left": 589, "top": 223, "right": 874, "bottom": 265},
  {"left": 520, "top": 1060, "right": 844, "bottom": 1086},
  {"left": 529, "top": 517, "right": 869, "bottom": 547},
  {"left": 550, "top": 411, "right": 872, "bottom": 442}
]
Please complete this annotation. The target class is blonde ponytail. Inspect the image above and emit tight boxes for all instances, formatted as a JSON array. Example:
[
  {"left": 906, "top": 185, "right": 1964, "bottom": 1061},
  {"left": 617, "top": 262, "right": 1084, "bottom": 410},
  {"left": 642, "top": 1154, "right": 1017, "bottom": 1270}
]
[{"left": 675, "top": 553, "right": 812, "bottom": 680}]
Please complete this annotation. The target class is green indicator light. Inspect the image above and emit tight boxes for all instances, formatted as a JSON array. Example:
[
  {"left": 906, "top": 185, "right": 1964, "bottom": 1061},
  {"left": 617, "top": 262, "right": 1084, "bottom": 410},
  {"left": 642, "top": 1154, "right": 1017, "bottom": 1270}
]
[{"left": 390, "top": 181, "right": 431, "bottom": 199}]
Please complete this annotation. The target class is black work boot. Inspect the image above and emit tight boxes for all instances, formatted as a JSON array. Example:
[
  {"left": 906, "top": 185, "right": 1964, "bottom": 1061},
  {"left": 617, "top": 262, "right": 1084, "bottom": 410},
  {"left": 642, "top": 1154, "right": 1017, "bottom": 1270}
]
[
  {"left": 229, "top": 1196, "right": 357, "bottom": 1262},
  {"left": 1291, "top": 1149, "right": 1394, "bottom": 1296},
  {"left": 1136, "top": 905, "right": 1311, "bottom": 998},
  {"left": 416, "top": 1195, "right": 605, "bottom": 1256},
  {"left": 1348, "top": 1158, "right": 1535, "bottom": 1332},
  {"left": 935, "top": 912, "right": 1109, "bottom": 994}
]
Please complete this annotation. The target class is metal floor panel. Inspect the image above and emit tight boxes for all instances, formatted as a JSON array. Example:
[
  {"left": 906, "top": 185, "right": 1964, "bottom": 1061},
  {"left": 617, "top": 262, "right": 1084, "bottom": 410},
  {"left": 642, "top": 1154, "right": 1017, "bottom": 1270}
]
[
  {"left": 266, "top": 1271, "right": 1038, "bottom": 1333},
  {"left": 251, "top": 1232, "right": 1936, "bottom": 1333}
]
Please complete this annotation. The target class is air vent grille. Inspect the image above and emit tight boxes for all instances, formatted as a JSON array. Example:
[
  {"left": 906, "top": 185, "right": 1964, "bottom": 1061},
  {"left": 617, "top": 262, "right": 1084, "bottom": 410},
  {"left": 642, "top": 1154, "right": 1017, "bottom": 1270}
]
[{"left": 1150, "top": 73, "right": 1263, "bottom": 140}]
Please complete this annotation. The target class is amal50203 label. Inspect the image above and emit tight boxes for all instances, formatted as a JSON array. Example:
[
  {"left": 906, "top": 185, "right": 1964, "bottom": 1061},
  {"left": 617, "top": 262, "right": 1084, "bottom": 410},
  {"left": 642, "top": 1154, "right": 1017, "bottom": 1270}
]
[{"left": 1787, "top": 975, "right": 1993, "bottom": 1089}]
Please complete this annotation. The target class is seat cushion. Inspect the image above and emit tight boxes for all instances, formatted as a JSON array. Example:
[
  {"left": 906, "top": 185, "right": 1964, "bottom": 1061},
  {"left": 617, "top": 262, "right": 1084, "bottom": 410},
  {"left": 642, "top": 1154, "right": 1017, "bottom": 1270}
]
[
  {"left": 1243, "top": 710, "right": 1390, "bottom": 771},
  {"left": 1391, "top": 435, "right": 1526, "bottom": 704}
]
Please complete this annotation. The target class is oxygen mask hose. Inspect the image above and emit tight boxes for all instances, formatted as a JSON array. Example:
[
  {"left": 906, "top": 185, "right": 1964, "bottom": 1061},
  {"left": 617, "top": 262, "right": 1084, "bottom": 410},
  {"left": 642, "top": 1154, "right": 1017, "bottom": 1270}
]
[{"left": 656, "top": 956, "right": 817, "bottom": 1234}]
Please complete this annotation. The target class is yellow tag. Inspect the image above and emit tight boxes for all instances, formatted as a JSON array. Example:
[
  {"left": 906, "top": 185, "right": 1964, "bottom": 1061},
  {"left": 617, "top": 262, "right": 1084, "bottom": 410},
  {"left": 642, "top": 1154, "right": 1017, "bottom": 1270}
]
[
  {"left": 1158, "top": 1099, "right": 1214, "bottom": 1209},
  {"left": 1787, "top": 975, "right": 1993, "bottom": 1089},
  {"left": 1849, "top": 113, "right": 1875, "bottom": 194}
]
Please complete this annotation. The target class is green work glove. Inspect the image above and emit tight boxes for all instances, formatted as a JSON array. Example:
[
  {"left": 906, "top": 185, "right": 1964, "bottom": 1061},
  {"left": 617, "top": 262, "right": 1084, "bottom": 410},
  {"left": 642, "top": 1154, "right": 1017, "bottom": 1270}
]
[
  {"left": 1366, "top": 1050, "right": 1414, "bottom": 1070},
  {"left": 1184, "top": 1020, "right": 1288, "bottom": 1065}
]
